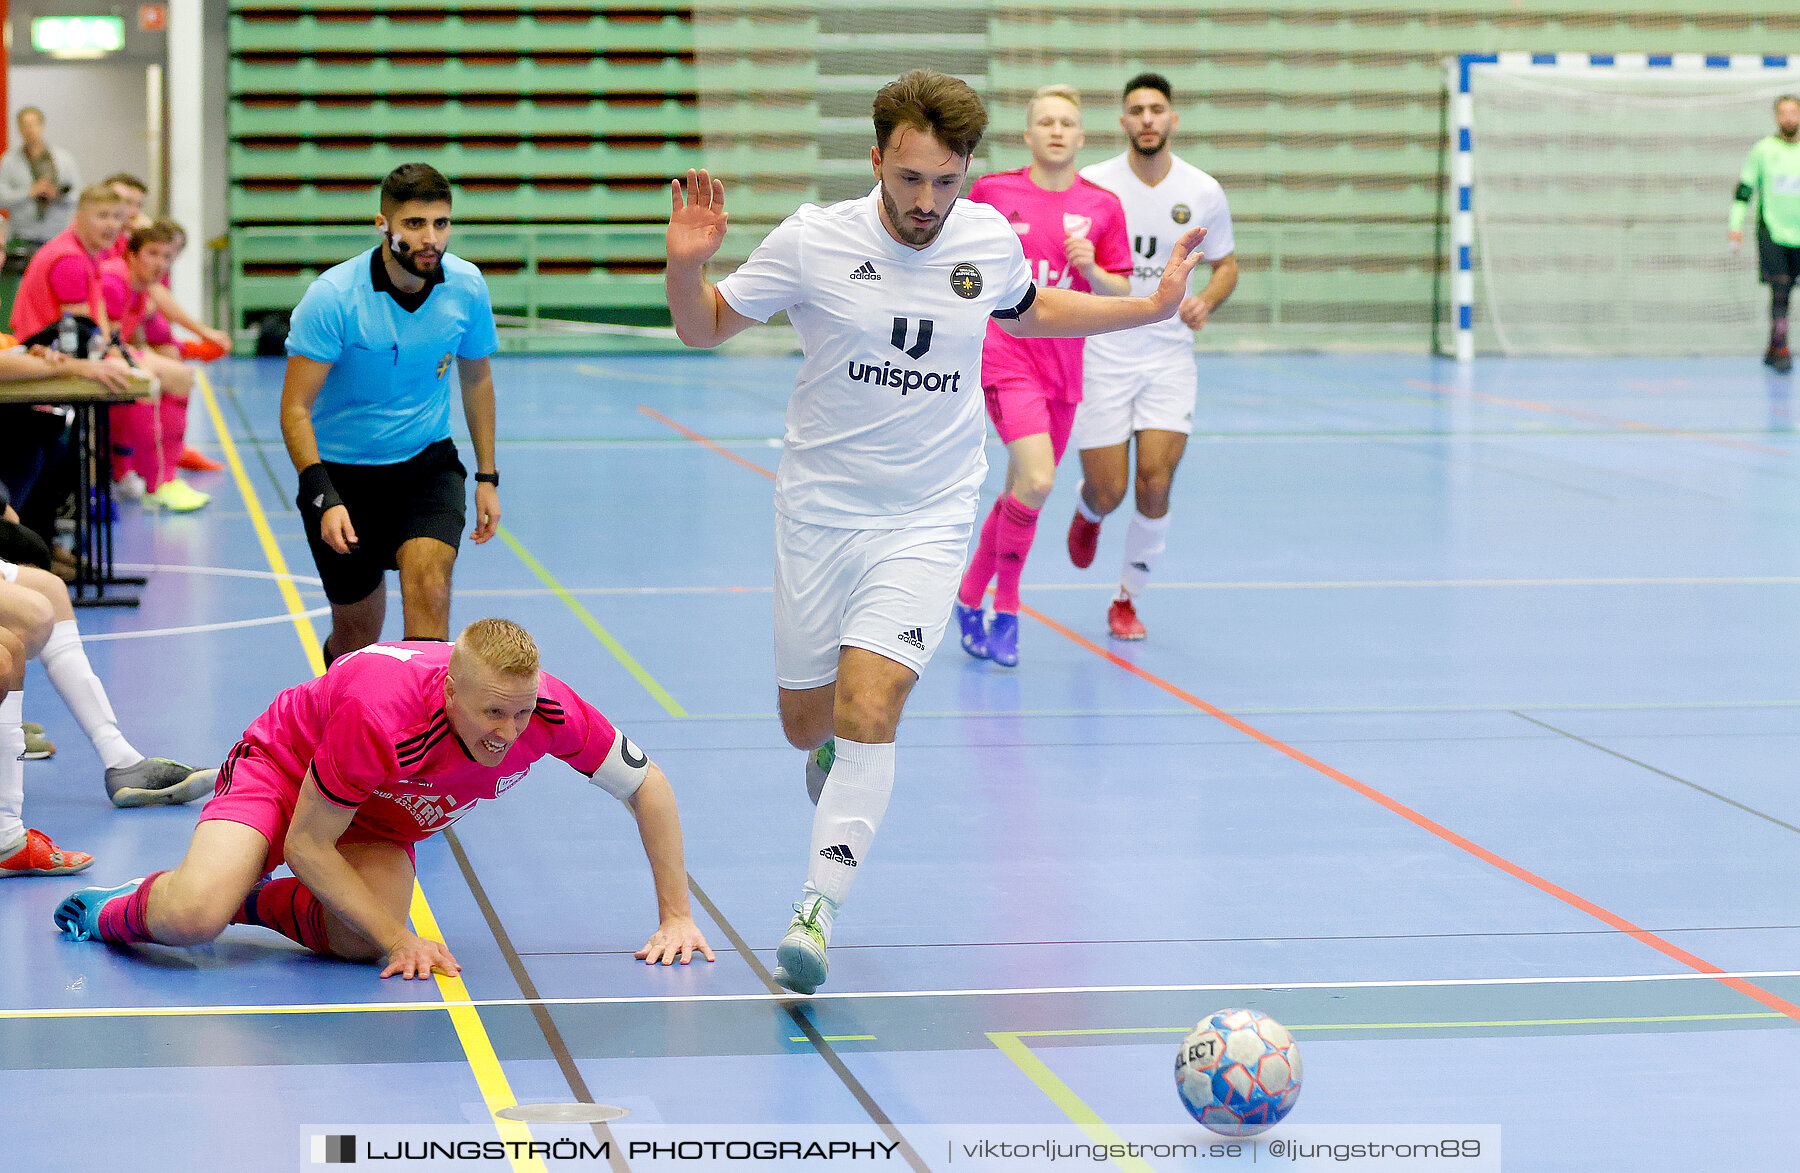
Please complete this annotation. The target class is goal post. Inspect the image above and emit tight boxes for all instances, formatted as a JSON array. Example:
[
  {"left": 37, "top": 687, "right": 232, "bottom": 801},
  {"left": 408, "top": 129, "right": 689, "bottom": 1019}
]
[{"left": 1449, "top": 52, "right": 1800, "bottom": 362}]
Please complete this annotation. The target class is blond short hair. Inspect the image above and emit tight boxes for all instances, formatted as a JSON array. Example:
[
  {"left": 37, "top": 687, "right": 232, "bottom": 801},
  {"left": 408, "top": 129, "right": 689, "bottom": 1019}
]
[
  {"left": 453, "top": 618, "right": 540, "bottom": 680},
  {"left": 77, "top": 183, "right": 124, "bottom": 209},
  {"left": 1027, "top": 84, "right": 1081, "bottom": 124}
]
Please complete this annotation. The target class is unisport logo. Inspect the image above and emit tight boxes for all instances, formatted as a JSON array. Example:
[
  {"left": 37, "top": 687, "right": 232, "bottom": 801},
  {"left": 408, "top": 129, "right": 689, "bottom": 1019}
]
[{"left": 845, "top": 317, "right": 963, "bottom": 396}]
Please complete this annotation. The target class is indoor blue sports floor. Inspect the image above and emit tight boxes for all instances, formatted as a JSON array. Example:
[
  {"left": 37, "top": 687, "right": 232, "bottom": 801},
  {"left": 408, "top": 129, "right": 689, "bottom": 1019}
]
[{"left": 3, "top": 351, "right": 1798, "bottom": 1171}]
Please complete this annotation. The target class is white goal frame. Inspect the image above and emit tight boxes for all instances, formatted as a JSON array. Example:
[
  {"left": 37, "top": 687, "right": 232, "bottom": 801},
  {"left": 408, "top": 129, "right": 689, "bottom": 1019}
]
[{"left": 1447, "top": 52, "right": 1800, "bottom": 362}]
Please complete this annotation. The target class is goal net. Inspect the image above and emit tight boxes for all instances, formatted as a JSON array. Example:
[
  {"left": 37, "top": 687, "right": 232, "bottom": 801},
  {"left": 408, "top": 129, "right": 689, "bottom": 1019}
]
[{"left": 1454, "top": 55, "right": 1800, "bottom": 358}]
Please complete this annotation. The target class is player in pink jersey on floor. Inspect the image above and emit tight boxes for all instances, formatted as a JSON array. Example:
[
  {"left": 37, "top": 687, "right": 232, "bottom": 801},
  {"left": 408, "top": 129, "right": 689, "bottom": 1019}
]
[
  {"left": 55, "top": 619, "right": 714, "bottom": 977},
  {"left": 952, "top": 84, "right": 1131, "bottom": 666}
]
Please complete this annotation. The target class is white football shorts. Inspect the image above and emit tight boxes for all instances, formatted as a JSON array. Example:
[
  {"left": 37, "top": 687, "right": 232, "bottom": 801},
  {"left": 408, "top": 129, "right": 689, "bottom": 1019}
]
[
  {"left": 1072, "top": 346, "right": 1199, "bottom": 450},
  {"left": 773, "top": 515, "right": 972, "bottom": 690}
]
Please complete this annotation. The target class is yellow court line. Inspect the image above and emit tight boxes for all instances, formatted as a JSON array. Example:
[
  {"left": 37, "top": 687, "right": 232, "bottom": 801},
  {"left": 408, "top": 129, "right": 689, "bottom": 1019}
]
[
  {"left": 788, "top": 1035, "right": 877, "bottom": 1042},
  {"left": 496, "top": 524, "right": 688, "bottom": 717},
  {"left": 987, "top": 1032, "right": 1156, "bottom": 1173},
  {"left": 197, "top": 370, "right": 325, "bottom": 677},
  {"left": 198, "top": 372, "right": 545, "bottom": 1173}
]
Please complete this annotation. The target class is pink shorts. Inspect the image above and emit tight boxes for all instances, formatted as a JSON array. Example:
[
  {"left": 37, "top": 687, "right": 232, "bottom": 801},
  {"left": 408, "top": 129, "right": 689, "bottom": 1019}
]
[
  {"left": 200, "top": 741, "right": 416, "bottom": 875},
  {"left": 983, "top": 375, "right": 1079, "bottom": 461}
]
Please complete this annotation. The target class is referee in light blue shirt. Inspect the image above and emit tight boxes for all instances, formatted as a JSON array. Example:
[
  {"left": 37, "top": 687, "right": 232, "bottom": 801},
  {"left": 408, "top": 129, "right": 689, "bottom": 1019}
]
[{"left": 279, "top": 163, "right": 501, "bottom": 665}]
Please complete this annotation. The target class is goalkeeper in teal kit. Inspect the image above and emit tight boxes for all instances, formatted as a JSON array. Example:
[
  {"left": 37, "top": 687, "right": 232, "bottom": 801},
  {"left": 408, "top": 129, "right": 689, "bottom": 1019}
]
[{"left": 1730, "top": 95, "right": 1800, "bottom": 374}]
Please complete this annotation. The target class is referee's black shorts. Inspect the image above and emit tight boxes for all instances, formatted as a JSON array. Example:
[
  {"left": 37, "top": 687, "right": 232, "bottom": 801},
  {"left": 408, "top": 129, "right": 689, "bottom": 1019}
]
[
  {"left": 299, "top": 437, "right": 467, "bottom": 605},
  {"left": 1757, "top": 222, "right": 1800, "bottom": 286}
]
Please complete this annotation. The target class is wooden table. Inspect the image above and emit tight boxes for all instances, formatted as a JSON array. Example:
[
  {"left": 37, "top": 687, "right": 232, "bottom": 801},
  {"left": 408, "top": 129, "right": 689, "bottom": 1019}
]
[{"left": 0, "top": 373, "right": 157, "bottom": 607}]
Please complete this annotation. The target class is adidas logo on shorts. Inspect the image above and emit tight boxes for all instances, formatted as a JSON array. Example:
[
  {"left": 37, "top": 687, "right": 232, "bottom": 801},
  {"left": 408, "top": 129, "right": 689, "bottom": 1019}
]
[
  {"left": 849, "top": 261, "right": 881, "bottom": 281},
  {"left": 897, "top": 627, "right": 926, "bottom": 651},
  {"left": 819, "top": 844, "right": 858, "bottom": 867}
]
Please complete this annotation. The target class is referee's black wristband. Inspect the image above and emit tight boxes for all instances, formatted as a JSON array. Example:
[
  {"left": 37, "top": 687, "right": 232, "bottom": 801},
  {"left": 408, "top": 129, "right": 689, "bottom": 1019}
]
[{"left": 298, "top": 462, "right": 344, "bottom": 517}]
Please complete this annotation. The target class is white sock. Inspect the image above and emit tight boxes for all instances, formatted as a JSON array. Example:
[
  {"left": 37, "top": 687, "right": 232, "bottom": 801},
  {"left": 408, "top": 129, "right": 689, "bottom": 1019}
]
[
  {"left": 1, "top": 692, "right": 26, "bottom": 849},
  {"left": 1075, "top": 483, "right": 1102, "bottom": 524},
  {"left": 803, "top": 737, "right": 895, "bottom": 910},
  {"left": 1119, "top": 510, "right": 1172, "bottom": 597},
  {"left": 40, "top": 620, "right": 141, "bottom": 770}
]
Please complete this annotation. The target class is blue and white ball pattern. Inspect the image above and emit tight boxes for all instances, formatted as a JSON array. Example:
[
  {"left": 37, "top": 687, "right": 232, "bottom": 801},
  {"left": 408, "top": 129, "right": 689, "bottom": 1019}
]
[{"left": 1175, "top": 1008, "right": 1302, "bottom": 1137}]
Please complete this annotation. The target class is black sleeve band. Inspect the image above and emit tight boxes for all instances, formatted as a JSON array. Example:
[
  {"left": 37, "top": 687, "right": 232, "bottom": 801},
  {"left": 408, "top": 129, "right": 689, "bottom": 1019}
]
[
  {"left": 1736, "top": 182, "right": 1755, "bottom": 203},
  {"left": 990, "top": 282, "right": 1038, "bottom": 321},
  {"left": 297, "top": 462, "right": 344, "bottom": 519}
]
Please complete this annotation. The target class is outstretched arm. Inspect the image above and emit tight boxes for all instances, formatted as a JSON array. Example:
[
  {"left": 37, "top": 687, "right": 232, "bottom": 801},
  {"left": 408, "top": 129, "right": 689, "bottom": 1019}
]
[
  {"left": 625, "top": 763, "right": 715, "bottom": 964},
  {"left": 144, "top": 284, "right": 233, "bottom": 353},
  {"left": 1000, "top": 224, "right": 1207, "bottom": 339},
  {"left": 665, "top": 168, "right": 758, "bottom": 348}
]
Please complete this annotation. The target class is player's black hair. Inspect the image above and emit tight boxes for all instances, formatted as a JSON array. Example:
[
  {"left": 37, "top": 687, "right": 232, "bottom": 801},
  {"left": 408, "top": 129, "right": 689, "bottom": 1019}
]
[
  {"left": 1123, "top": 72, "right": 1173, "bottom": 104},
  {"left": 380, "top": 163, "right": 453, "bottom": 214}
]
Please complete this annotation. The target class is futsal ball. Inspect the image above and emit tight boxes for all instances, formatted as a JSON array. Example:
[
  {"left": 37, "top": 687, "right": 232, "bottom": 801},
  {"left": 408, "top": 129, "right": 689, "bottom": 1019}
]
[{"left": 1174, "top": 1008, "right": 1302, "bottom": 1137}]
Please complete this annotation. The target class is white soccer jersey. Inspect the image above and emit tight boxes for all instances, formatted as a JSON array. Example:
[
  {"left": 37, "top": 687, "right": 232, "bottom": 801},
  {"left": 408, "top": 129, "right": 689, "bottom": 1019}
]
[
  {"left": 715, "top": 187, "right": 1035, "bottom": 528},
  {"left": 1079, "top": 152, "right": 1235, "bottom": 359}
]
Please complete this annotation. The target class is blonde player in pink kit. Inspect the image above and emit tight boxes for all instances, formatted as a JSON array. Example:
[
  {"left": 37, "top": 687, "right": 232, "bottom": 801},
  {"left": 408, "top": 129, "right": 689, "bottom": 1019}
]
[
  {"left": 56, "top": 619, "right": 714, "bottom": 976},
  {"left": 952, "top": 85, "right": 1131, "bottom": 667}
]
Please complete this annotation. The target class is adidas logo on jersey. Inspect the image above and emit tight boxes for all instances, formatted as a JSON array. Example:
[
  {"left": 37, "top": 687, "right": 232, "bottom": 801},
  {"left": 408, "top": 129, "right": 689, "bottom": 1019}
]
[
  {"left": 849, "top": 261, "right": 881, "bottom": 281},
  {"left": 819, "top": 844, "right": 858, "bottom": 867},
  {"left": 898, "top": 627, "right": 926, "bottom": 651}
]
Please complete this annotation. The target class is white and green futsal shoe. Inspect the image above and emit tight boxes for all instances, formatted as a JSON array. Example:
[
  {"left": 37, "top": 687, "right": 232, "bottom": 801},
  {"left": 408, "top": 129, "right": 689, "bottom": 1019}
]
[{"left": 773, "top": 892, "right": 837, "bottom": 994}]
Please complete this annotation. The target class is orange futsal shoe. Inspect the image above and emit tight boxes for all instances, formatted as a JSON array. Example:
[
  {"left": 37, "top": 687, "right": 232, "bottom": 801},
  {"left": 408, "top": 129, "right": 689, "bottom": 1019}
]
[
  {"left": 177, "top": 447, "right": 226, "bottom": 472},
  {"left": 1107, "top": 596, "right": 1147, "bottom": 641},
  {"left": 179, "top": 338, "right": 228, "bottom": 362},
  {"left": 0, "top": 828, "right": 94, "bottom": 877}
]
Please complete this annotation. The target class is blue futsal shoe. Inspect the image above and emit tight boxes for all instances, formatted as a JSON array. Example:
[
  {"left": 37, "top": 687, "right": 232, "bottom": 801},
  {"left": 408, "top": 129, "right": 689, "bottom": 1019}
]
[
  {"left": 54, "top": 876, "right": 145, "bottom": 942},
  {"left": 986, "top": 611, "right": 1020, "bottom": 668},
  {"left": 954, "top": 602, "right": 988, "bottom": 659}
]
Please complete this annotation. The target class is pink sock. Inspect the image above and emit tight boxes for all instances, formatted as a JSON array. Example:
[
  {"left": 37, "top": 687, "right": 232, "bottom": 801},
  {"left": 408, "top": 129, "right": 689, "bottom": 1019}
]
[
  {"left": 233, "top": 876, "right": 333, "bottom": 954},
  {"left": 992, "top": 494, "right": 1041, "bottom": 614},
  {"left": 95, "top": 870, "right": 169, "bottom": 944},
  {"left": 155, "top": 395, "right": 190, "bottom": 487},
  {"left": 958, "top": 497, "right": 1004, "bottom": 608},
  {"left": 110, "top": 402, "right": 160, "bottom": 484}
]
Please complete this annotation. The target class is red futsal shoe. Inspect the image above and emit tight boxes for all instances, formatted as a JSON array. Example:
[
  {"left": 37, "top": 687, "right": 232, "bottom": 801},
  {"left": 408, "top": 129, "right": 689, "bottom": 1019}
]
[
  {"left": 0, "top": 828, "right": 94, "bottom": 877},
  {"left": 1107, "top": 596, "right": 1147, "bottom": 641},
  {"left": 1068, "top": 511, "right": 1101, "bottom": 569}
]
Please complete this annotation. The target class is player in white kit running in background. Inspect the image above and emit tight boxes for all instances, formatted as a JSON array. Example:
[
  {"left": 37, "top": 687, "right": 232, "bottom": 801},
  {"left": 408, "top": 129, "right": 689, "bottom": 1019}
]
[
  {"left": 1068, "top": 72, "right": 1239, "bottom": 641},
  {"left": 664, "top": 69, "right": 1205, "bottom": 993}
]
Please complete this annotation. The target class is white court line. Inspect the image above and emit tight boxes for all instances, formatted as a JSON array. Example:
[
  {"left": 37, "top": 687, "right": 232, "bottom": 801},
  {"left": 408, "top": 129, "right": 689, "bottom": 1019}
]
[
  {"left": 10, "top": 969, "right": 1800, "bottom": 1020},
  {"left": 81, "top": 607, "right": 334, "bottom": 642},
  {"left": 451, "top": 575, "right": 1800, "bottom": 598},
  {"left": 116, "top": 562, "right": 323, "bottom": 585}
]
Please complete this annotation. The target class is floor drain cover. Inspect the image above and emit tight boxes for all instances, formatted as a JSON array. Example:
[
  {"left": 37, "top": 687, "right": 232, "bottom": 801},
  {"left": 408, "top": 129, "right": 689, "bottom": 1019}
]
[{"left": 495, "top": 1103, "right": 630, "bottom": 1124}]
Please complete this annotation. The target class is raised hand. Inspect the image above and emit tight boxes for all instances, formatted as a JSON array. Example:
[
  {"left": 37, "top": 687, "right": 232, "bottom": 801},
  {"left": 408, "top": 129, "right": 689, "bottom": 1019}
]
[
  {"left": 667, "top": 168, "right": 729, "bottom": 269},
  {"left": 1149, "top": 225, "right": 1209, "bottom": 316}
]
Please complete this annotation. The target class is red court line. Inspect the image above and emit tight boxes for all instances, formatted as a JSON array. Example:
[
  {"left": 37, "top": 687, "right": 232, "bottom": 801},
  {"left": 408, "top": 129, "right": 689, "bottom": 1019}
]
[
  {"left": 638, "top": 404, "right": 779, "bottom": 480},
  {"left": 1019, "top": 603, "right": 1800, "bottom": 1023},
  {"left": 641, "top": 404, "right": 1800, "bottom": 1023},
  {"left": 1406, "top": 378, "right": 1788, "bottom": 457}
]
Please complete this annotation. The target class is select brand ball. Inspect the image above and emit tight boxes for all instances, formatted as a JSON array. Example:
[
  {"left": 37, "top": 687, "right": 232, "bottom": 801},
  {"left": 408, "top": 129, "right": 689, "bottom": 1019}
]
[{"left": 1175, "top": 1008, "right": 1302, "bottom": 1137}]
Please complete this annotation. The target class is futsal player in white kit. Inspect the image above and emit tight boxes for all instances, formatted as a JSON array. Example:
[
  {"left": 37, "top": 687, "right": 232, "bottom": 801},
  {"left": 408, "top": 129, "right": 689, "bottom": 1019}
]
[
  {"left": 664, "top": 69, "right": 1206, "bottom": 993},
  {"left": 1068, "top": 72, "right": 1239, "bottom": 640}
]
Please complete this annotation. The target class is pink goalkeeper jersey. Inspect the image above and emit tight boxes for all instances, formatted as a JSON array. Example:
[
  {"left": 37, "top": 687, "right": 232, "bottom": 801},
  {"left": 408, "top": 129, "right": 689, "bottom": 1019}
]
[
  {"left": 233, "top": 641, "right": 619, "bottom": 842},
  {"left": 967, "top": 169, "right": 1130, "bottom": 401}
]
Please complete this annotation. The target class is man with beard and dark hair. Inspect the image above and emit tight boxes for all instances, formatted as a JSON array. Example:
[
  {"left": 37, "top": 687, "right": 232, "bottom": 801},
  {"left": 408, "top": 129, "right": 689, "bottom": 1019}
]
[
  {"left": 280, "top": 163, "right": 501, "bottom": 664},
  {"left": 1067, "top": 72, "right": 1238, "bottom": 642},
  {"left": 665, "top": 68, "right": 1206, "bottom": 994}
]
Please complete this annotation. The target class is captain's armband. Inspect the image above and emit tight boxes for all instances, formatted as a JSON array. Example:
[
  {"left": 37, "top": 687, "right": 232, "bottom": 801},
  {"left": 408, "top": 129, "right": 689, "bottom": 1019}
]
[
  {"left": 1735, "top": 182, "right": 1754, "bottom": 204},
  {"left": 588, "top": 732, "right": 649, "bottom": 800}
]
